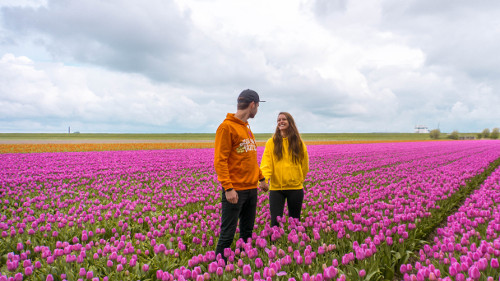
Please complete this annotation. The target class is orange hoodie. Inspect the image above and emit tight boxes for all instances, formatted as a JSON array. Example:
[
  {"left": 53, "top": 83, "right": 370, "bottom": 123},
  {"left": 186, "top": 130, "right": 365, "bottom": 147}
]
[{"left": 214, "top": 113, "right": 264, "bottom": 191}]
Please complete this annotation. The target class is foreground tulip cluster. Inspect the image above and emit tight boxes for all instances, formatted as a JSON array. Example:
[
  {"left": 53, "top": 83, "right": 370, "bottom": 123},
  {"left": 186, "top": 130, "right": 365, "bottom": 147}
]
[{"left": 1, "top": 140, "right": 500, "bottom": 280}]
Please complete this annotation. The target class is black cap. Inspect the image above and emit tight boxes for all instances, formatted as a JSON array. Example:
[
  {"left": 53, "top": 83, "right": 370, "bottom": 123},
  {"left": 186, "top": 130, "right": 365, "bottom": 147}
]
[{"left": 238, "top": 89, "right": 265, "bottom": 103}]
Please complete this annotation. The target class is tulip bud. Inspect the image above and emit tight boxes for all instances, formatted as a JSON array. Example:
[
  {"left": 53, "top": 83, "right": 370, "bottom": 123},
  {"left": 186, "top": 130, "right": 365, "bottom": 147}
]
[{"left": 491, "top": 258, "right": 499, "bottom": 268}]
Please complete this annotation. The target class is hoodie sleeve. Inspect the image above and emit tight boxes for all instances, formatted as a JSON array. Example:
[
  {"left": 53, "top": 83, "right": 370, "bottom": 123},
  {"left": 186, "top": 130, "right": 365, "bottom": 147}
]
[
  {"left": 260, "top": 138, "right": 274, "bottom": 181},
  {"left": 214, "top": 125, "right": 233, "bottom": 190},
  {"left": 301, "top": 141, "right": 309, "bottom": 179}
]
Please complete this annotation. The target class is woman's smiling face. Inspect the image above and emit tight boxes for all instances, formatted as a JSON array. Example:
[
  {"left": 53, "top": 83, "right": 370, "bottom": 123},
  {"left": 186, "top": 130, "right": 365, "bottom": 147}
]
[{"left": 277, "top": 114, "right": 289, "bottom": 132}]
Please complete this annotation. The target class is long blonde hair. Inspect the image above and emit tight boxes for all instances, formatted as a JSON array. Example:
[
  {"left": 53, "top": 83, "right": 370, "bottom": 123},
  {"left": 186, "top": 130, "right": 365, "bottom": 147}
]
[{"left": 273, "top": 112, "right": 304, "bottom": 164}]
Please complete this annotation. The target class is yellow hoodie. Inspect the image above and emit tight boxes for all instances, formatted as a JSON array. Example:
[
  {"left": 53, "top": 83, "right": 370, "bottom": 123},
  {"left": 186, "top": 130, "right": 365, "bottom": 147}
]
[
  {"left": 214, "top": 113, "right": 264, "bottom": 191},
  {"left": 260, "top": 137, "right": 309, "bottom": 190}
]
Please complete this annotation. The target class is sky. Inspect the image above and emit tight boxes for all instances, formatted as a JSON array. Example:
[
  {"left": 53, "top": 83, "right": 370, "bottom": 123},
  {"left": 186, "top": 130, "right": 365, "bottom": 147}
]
[{"left": 1, "top": 0, "right": 499, "bottom": 134}]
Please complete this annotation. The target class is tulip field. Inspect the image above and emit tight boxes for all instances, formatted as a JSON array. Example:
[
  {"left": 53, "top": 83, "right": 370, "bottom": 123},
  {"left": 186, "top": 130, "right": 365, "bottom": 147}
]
[{"left": 1, "top": 140, "right": 500, "bottom": 281}]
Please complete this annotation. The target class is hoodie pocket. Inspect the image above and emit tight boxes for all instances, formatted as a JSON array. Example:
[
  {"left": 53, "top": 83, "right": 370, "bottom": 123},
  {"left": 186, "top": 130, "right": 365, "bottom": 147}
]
[{"left": 284, "top": 163, "right": 303, "bottom": 186}]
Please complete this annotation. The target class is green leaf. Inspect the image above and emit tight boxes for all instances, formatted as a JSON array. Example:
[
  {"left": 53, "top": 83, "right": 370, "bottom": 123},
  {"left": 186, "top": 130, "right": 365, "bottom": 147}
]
[
  {"left": 393, "top": 251, "right": 401, "bottom": 261},
  {"left": 365, "top": 269, "right": 382, "bottom": 281},
  {"left": 382, "top": 266, "right": 394, "bottom": 280}
]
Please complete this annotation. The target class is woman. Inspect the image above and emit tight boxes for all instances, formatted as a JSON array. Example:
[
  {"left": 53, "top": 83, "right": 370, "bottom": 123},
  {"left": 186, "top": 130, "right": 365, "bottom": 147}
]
[{"left": 260, "top": 112, "right": 309, "bottom": 227}]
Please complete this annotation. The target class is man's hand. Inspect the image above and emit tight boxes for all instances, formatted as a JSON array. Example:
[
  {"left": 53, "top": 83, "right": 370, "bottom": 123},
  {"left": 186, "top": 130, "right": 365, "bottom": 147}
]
[
  {"left": 225, "top": 189, "right": 238, "bottom": 204},
  {"left": 259, "top": 181, "right": 269, "bottom": 192}
]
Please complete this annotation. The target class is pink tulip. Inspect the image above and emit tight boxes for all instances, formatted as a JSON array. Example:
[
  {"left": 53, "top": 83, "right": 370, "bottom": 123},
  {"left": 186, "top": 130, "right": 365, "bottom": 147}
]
[
  {"left": 208, "top": 262, "right": 217, "bottom": 273},
  {"left": 468, "top": 266, "right": 480, "bottom": 280},
  {"left": 216, "top": 267, "right": 223, "bottom": 276},
  {"left": 255, "top": 258, "right": 264, "bottom": 268},
  {"left": 242, "top": 264, "right": 252, "bottom": 275},
  {"left": 296, "top": 255, "right": 303, "bottom": 265},
  {"left": 491, "top": 258, "right": 499, "bottom": 268},
  {"left": 323, "top": 266, "right": 337, "bottom": 280}
]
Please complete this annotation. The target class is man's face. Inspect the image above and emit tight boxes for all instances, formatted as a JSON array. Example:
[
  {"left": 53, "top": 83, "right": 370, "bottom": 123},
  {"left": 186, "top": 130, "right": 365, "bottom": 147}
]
[{"left": 249, "top": 102, "right": 259, "bottom": 119}]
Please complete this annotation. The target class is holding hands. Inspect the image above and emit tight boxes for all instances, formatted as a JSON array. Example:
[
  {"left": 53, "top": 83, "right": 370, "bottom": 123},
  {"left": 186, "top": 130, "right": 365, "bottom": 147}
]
[
  {"left": 226, "top": 178, "right": 268, "bottom": 205},
  {"left": 259, "top": 179, "right": 269, "bottom": 192}
]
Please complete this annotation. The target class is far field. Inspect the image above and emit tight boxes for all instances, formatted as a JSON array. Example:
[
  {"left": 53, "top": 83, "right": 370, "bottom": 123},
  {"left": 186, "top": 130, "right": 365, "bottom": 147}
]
[{"left": 0, "top": 132, "right": 473, "bottom": 143}]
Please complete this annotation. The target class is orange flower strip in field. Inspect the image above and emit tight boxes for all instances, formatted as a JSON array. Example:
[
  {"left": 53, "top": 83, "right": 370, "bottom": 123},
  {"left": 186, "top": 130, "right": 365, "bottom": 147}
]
[
  {"left": 0, "top": 143, "right": 215, "bottom": 154},
  {"left": 0, "top": 139, "right": 434, "bottom": 154}
]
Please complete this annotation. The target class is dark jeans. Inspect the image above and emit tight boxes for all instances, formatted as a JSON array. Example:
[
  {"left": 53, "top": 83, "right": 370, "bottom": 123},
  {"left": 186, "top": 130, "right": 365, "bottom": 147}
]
[
  {"left": 215, "top": 188, "right": 257, "bottom": 258},
  {"left": 269, "top": 189, "right": 304, "bottom": 227}
]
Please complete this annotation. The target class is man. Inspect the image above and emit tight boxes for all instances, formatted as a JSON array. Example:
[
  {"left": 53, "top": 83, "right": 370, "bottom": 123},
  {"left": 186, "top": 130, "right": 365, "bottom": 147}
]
[{"left": 214, "top": 89, "right": 269, "bottom": 260}]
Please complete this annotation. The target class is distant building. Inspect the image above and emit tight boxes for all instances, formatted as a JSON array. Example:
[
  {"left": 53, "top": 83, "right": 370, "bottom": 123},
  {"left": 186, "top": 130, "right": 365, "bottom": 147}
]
[{"left": 414, "top": 125, "right": 430, "bottom": 133}]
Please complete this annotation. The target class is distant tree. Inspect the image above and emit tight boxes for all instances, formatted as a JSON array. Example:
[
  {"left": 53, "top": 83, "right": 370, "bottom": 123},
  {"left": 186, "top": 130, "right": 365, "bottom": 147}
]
[
  {"left": 491, "top": 128, "right": 500, "bottom": 139},
  {"left": 448, "top": 130, "right": 459, "bottom": 140},
  {"left": 482, "top": 128, "right": 491, "bottom": 139},
  {"left": 430, "top": 129, "right": 441, "bottom": 139},
  {"left": 476, "top": 133, "right": 483, "bottom": 139}
]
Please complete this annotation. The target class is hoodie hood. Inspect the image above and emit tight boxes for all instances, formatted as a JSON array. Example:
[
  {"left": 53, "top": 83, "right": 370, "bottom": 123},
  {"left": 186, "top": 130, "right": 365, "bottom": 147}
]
[{"left": 224, "top": 113, "right": 247, "bottom": 126}]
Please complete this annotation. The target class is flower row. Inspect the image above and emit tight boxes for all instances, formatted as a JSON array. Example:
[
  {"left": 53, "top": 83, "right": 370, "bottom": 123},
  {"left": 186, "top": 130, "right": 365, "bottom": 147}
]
[{"left": 403, "top": 163, "right": 500, "bottom": 280}]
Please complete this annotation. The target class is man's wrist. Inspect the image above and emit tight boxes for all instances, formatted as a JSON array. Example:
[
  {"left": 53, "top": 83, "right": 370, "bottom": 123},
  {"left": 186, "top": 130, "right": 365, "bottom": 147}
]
[
  {"left": 225, "top": 188, "right": 234, "bottom": 192},
  {"left": 259, "top": 178, "right": 266, "bottom": 182}
]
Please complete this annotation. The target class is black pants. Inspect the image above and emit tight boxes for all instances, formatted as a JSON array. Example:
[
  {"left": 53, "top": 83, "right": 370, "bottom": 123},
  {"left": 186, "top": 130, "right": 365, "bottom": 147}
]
[
  {"left": 215, "top": 188, "right": 257, "bottom": 258},
  {"left": 269, "top": 189, "right": 304, "bottom": 227}
]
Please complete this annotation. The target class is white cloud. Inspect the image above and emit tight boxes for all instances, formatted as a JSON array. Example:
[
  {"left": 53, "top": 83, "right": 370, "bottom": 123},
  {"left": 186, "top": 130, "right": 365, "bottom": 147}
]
[
  {"left": 1, "top": 0, "right": 500, "bottom": 133},
  {"left": 450, "top": 101, "right": 469, "bottom": 118},
  {"left": 0, "top": 53, "right": 229, "bottom": 133},
  {"left": 0, "top": 0, "right": 46, "bottom": 8}
]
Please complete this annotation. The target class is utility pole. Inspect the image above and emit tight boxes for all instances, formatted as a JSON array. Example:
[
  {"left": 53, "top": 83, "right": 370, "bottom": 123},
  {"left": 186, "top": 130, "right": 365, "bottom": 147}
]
[{"left": 68, "top": 126, "right": 71, "bottom": 134}]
